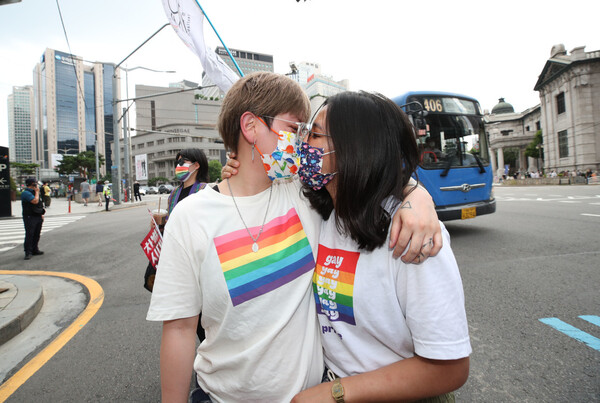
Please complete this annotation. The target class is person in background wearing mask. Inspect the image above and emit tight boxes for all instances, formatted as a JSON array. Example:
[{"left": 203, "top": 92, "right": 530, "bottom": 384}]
[
  {"left": 166, "top": 148, "right": 210, "bottom": 224},
  {"left": 21, "top": 178, "right": 45, "bottom": 260},
  {"left": 143, "top": 148, "right": 210, "bottom": 338}
]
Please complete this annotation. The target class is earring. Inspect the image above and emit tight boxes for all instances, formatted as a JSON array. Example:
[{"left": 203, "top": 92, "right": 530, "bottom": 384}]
[{"left": 252, "top": 140, "right": 256, "bottom": 161}]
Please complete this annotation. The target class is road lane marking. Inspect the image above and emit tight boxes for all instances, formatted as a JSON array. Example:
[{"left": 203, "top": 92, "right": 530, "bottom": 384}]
[
  {"left": 581, "top": 213, "right": 600, "bottom": 217},
  {"left": 0, "top": 270, "right": 104, "bottom": 401},
  {"left": 0, "top": 216, "right": 85, "bottom": 253},
  {"left": 539, "top": 317, "right": 600, "bottom": 352},
  {"left": 579, "top": 315, "right": 600, "bottom": 327}
]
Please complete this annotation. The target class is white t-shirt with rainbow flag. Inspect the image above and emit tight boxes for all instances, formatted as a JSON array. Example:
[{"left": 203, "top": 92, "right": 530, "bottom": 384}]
[
  {"left": 147, "top": 179, "right": 323, "bottom": 403},
  {"left": 314, "top": 217, "right": 471, "bottom": 378}
]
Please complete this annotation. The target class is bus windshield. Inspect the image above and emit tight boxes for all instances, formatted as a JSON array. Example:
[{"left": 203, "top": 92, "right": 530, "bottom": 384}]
[{"left": 408, "top": 95, "right": 489, "bottom": 170}]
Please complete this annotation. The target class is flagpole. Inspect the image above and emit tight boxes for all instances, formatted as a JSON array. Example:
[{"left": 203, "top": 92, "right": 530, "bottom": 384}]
[{"left": 194, "top": 0, "right": 244, "bottom": 77}]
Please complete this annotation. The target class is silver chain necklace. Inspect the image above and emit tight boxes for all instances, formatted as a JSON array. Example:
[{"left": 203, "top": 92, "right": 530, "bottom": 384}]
[{"left": 227, "top": 178, "right": 273, "bottom": 253}]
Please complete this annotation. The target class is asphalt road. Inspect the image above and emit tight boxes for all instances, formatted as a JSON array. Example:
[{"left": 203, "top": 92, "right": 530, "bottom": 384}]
[{"left": 0, "top": 187, "right": 598, "bottom": 402}]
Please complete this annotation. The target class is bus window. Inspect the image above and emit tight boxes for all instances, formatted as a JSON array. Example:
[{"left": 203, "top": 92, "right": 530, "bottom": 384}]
[{"left": 418, "top": 114, "right": 489, "bottom": 169}]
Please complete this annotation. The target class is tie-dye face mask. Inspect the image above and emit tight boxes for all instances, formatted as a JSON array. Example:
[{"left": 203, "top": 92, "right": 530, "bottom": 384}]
[{"left": 256, "top": 130, "right": 301, "bottom": 181}]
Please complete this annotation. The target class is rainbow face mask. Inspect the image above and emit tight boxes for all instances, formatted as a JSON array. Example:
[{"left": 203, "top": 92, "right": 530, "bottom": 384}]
[
  {"left": 175, "top": 163, "right": 197, "bottom": 182},
  {"left": 257, "top": 130, "right": 300, "bottom": 181}
]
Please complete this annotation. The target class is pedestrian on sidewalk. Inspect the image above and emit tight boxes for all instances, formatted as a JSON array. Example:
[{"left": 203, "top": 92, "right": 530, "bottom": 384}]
[
  {"left": 96, "top": 181, "right": 104, "bottom": 206},
  {"left": 42, "top": 181, "right": 52, "bottom": 207},
  {"left": 103, "top": 183, "right": 111, "bottom": 211},
  {"left": 134, "top": 181, "right": 142, "bottom": 202},
  {"left": 80, "top": 178, "right": 91, "bottom": 206},
  {"left": 21, "top": 178, "right": 45, "bottom": 260}
]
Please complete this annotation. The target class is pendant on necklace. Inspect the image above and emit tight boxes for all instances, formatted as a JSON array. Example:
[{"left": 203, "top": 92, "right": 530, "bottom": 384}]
[{"left": 252, "top": 242, "right": 259, "bottom": 253}]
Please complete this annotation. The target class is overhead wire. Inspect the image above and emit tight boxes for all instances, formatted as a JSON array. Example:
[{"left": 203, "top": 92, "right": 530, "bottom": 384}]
[{"left": 54, "top": 0, "right": 99, "bottom": 149}]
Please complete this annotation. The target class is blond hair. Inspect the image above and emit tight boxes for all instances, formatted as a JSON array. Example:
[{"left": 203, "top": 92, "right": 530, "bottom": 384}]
[{"left": 218, "top": 72, "right": 310, "bottom": 152}]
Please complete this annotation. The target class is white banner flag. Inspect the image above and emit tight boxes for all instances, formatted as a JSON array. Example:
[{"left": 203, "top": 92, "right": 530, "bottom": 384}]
[
  {"left": 162, "top": 0, "right": 239, "bottom": 92},
  {"left": 135, "top": 154, "right": 148, "bottom": 180}
]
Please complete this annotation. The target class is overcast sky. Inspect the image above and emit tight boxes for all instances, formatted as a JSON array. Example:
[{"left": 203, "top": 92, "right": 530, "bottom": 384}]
[{"left": 1, "top": 0, "right": 599, "bottom": 148}]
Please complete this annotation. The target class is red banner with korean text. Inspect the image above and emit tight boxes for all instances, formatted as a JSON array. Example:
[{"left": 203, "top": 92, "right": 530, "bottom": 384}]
[{"left": 141, "top": 212, "right": 163, "bottom": 266}]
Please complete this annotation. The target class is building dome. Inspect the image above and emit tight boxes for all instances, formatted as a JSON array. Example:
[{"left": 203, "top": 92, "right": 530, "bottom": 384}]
[{"left": 491, "top": 98, "right": 515, "bottom": 114}]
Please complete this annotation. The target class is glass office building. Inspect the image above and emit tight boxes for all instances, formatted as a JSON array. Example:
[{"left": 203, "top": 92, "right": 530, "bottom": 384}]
[
  {"left": 7, "top": 86, "right": 35, "bottom": 163},
  {"left": 33, "top": 48, "right": 119, "bottom": 173}
]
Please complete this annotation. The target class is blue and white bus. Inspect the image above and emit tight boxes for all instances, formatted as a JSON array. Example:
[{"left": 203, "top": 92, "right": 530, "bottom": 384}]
[{"left": 393, "top": 91, "right": 496, "bottom": 221}]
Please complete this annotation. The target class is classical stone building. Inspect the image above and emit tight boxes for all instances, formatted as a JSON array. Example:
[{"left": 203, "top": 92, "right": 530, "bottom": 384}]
[
  {"left": 485, "top": 99, "right": 542, "bottom": 176},
  {"left": 534, "top": 44, "right": 600, "bottom": 174},
  {"left": 486, "top": 44, "right": 599, "bottom": 177}
]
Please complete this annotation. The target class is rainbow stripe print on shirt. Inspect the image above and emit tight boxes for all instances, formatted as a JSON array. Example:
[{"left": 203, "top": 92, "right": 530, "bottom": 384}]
[
  {"left": 313, "top": 245, "right": 360, "bottom": 325},
  {"left": 214, "top": 208, "right": 315, "bottom": 306}
]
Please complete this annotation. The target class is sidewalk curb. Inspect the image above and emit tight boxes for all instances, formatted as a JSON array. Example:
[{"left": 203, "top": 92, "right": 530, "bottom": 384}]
[{"left": 0, "top": 276, "right": 44, "bottom": 346}]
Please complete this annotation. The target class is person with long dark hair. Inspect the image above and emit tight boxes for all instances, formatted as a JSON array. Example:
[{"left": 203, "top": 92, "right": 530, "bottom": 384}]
[{"left": 293, "top": 92, "right": 471, "bottom": 402}]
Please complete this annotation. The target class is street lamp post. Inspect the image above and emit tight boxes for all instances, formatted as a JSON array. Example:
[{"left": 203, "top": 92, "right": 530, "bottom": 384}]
[
  {"left": 111, "top": 23, "right": 170, "bottom": 205},
  {"left": 111, "top": 65, "right": 122, "bottom": 204},
  {"left": 95, "top": 135, "right": 100, "bottom": 182},
  {"left": 121, "top": 66, "right": 175, "bottom": 202}
]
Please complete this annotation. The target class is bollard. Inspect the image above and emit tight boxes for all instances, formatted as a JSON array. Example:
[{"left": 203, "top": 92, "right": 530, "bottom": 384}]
[{"left": 68, "top": 196, "right": 71, "bottom": 213}]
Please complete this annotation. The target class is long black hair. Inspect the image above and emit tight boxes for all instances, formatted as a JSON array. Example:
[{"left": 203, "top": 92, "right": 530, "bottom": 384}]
[
  {"left": 175, "top": 148, "right": 209, "bottom": 183},
  {"left": 302, "top": 91, "right": 419, "bottom": 251}
]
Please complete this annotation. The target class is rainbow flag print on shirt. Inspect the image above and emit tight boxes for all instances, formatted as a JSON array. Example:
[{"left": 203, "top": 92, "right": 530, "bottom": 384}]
[
  {"left": 214, "top": 208, "right": 315, "bottom": 306},
  {"left": 313, "top": 245, "right": 360, "bottom": 325}
]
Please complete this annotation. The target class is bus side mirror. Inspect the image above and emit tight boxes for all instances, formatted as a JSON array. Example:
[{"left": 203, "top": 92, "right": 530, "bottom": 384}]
[{"left": 413, "top": 111, "right": 428, "bottom": 135}]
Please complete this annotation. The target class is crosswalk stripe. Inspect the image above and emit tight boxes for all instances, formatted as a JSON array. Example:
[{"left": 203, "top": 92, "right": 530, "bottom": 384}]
[{"left": 0, "top": 215, "right": 86, "bottom": 253}]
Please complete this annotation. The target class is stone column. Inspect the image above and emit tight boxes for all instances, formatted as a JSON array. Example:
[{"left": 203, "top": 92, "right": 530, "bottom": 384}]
[
  {"left": 497, "top": 147, "right": 505, "bottom": 178},
  {"left": 528, "top": 156, "right": 537, "bottom": 172},
  {"left": 489, "top": 147, "right": 498, "bottom": 176},
  {"left": 519, "top": 149, "right": 527, "bottom": 172}
]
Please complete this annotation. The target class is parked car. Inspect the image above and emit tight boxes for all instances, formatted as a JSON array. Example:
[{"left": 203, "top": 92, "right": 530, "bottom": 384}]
[
  {"left": 139, "top": 186, "right": 148, "bottom": 196},
  {"left": 146, "top": 186, "right": 159, "bottom": 195},
  {"left": 158, "top": 184, "right": 174, "bottom": 194}
]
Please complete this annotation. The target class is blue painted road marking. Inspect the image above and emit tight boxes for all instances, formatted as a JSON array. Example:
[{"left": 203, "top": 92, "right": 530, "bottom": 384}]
[
  {"left": 579, "top": 315, "right": 600, "bottom": 327},
  {"left": 539, "top": 317, "right": 600, "bottom": 352}
]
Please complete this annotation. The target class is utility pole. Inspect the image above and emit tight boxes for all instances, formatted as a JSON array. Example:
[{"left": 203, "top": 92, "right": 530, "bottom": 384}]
[
  {"left": 123, "top": 107, "right": 131, "bottom": 202},
  {"left": 94, "top": 134, "right": 100, "bottom": 183},
  {"left": 111, "top": 64, "right": 122, "bottom": 205},
  {"left": 110, "top": 23, "right": 169, "bottom": 205}
]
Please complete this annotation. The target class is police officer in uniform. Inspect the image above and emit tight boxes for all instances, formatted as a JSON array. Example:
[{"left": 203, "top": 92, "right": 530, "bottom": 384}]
[{"left": 21, "top": 178, "right": 45, "bottom": 260}]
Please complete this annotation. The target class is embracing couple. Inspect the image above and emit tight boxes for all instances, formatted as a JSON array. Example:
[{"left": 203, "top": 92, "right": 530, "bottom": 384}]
[{"left": 147, "top": 72, "right": 471, "bottom": 403}]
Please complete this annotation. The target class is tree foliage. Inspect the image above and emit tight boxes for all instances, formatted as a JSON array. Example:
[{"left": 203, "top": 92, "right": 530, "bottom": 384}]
[
  {"left": 208, "top": 159, "right": 222, "bottom": 182},
  {"left": 500, "top": 148, "right": 520, "bottom": 171},
  {"left": 11, "top": 162, "right": 39, "bottom": 176},
  {"left": 148, "top": 176, "right": 170, "bottom": 186},
  {"left": 55, "top": 151, "right": 104, "bottom": 178},
  {"left": 525, "top": 130, "right": 543, "bottom": 159}
]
